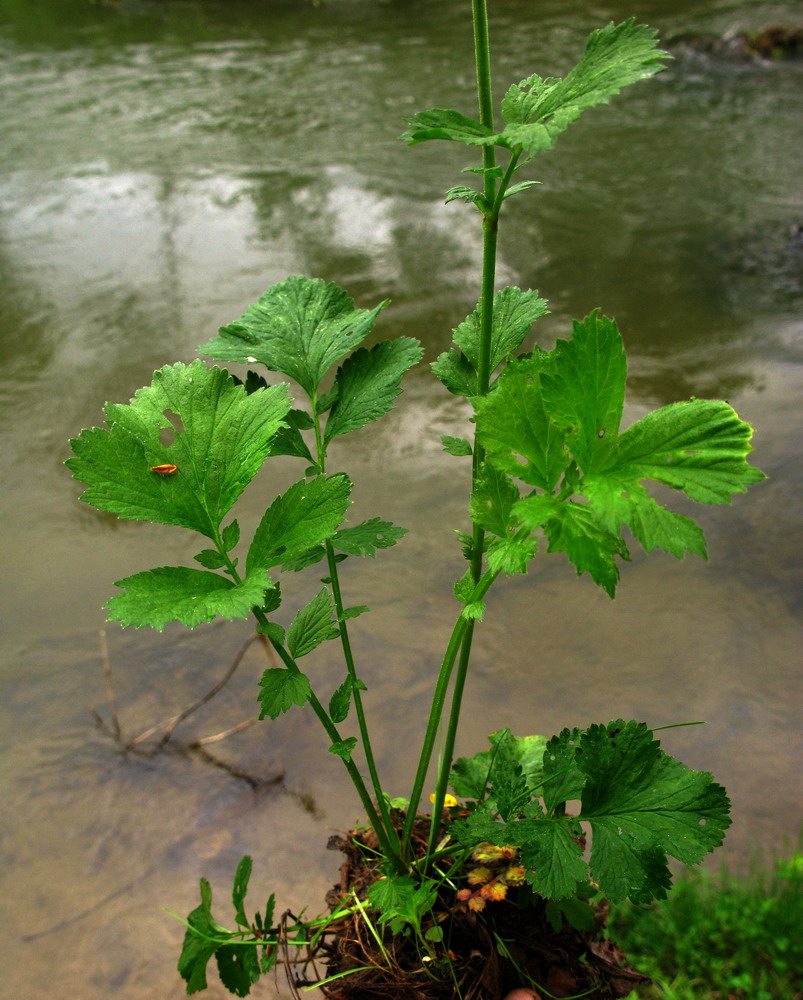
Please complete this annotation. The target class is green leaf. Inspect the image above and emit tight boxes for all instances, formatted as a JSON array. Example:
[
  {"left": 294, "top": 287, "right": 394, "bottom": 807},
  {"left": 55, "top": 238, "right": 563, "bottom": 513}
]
[
  {"left": 500, "top": 20, "right": 668, "bottom": 158},
  {"left": 451, "top": 729, "right": 547, "bottom": 802},
  {"left": 328, "top": 737, "right": 358, "bottom": 762},
  {"left": 199, "top": 276, "right": 387, "bottom": 397},
  {"left": 578, "top": 721, "right": 731, "bottom": 902},
  {"left": 453, "top": 287, "right": 549, "bottom": 379},
  {"left": 539, "top": 311, "right": 626, "bottom": 473},
  {"left": 540, "top": 501, "right": 630, "bottom": 598},
  {"left": 340, "top": 605, "right": 369, "bottom": 621},
  {"left": 441, "top": 435, "right": 472, "bottom": 457},
  {"left": 257, "top": 668, "right": 312, "bottom": 720},
  {"left": 328, "top": 679, "right": 352, "bottom": 724},
  {"left": 216, "top": 944, "right": 260, "bottom": 997},
  {"left": 193, "top": 548, "right": 228, "bottom": 569},
  {"left": 221, "top": 520, "right": 241, "bottom": 552},
  {"left": 444, "top": 185, "right": 489, "bottom": 210},
  {"left": 257, "top": 621, "right": 285, "bottom": 646},
  {"left": 606, "top": 399, "right": 766, "bottom": 504},
  {"left": 475, "top": 355, "right": 568, "bottom": 491},
  {"left": 288, "top": 588, "right": 340, "bottom": 658},
  {"left": 521, "top": 821, "right": 589, "bottom": 900},
  {"left": 470, "top": 464, "right": 521, "bottom": 537},
  {"left": 269, "top": 408, "right": 315, "bottom": 463},
  {"left": 401, "top": 108, "right": 503, "bottom": 147},
  {"left": 486, "top": 535, "right": 538, "bottom": 575},
  {"left": 232, "top": 856, "right": 252, "bottom": 928},
  {"left": 503, "top": 180, "right": 541, "bottom": 200},
  {"left": 67, "top": 361, "right": 291, "bottom": 540},
  {"left": 324, "top": 338, "right": 422, "bottom": 444},
  {"left": 104, "top": 566, "right": 271, "bottom": 630},
  {"left": 247, "top": 475, "right": 352, "bottom": 573},
  {"left": 332, "top": 518, "right": 408, "bottom": 557},
  {"left": 431, "top": 348, "right": 479, "bottom": 397},
  {"left": 178, "top": 879, "right": 229, "bottom": 995}
]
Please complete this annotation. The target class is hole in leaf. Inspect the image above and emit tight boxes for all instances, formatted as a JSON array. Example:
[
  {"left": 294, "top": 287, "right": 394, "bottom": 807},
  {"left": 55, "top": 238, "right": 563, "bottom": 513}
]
[{"left": 160, "top": 409, "right": 185, "bottom": 448}]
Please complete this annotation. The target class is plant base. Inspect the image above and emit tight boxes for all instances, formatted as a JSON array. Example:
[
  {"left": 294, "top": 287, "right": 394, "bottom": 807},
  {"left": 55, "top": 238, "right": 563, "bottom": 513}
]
[{"left": 312, "top": 823, "right": 650, "bottom": 1000}]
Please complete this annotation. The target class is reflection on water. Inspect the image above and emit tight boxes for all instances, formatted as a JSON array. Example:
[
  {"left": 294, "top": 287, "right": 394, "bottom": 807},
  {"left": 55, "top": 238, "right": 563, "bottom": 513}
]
[{"left": 0, "top": 0, "right": 801, "bottom": 996}]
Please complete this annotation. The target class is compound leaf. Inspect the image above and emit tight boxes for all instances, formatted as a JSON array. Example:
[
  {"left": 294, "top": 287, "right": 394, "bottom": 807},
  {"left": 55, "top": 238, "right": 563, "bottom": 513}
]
[
  {"left": 104, "top": 566, "right": 271, "bottom": 630},
  {"left": 257, "top": 668, "right": 312, "bottom": 720},
  {"left": 67, "top": 361, "right": 290, "bottom": 540},
  {"left": 324, "top": 338, "right": 422, "bottom": 444},
  {"left": 200, "top": 276, "right": 387, "bottom": 397},
  {"left": 287, "top": 588, "right": 340, "bottom": 658},
  {"left": 178, "top": 879, "right": 230, "bottom": 995},
  {"left": 247, "top": 475, "right": 352, "bottom": 573}
]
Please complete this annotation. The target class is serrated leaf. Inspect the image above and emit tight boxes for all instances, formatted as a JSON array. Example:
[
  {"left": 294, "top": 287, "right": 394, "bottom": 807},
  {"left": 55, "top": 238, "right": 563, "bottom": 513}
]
[
  {"left": 328, "top": 737, "right": 358, "bottom": 762},
  {"left": 470, "top": 464, "right": 521, "bottom": 537},
  {"left": 541, "top": 501, "right": 630, "bottom": 598},
  {"left": 324, "top": 338, "right": 422, "bottom": 444},
  {"left": 606, "top": 399, "right": 766, "bottom": 504},
  {"left": 401, "top": 108, "right": 503, "bottom": 147},
  {"left": 577, "top": 721, "right": 731, "bottom": 901},
  {"left": 340, "top": 605, "right": 369, "bottom": 621},
  {"left": 431, "top": 348, "right": 479, "bottom": 397},
  {"left": 486, "top": 535, "right": 538, "bottom": 575},
  {"left": 104, "top": 566, "right": 271, "bottom": 630},
  {"left": 231, "top": 856, "right": 253, "bottom": 928},
  {"left": 503, "top": 180, "right": 541, "bottom": 200},
  {"left": 542, "top": 728, "right": 586, "bottom": 812},
  {"left": 287, "top": 588, "right": 339, "bottom": 658},
  {"left": 521, "top": 821, "right": 588, "bottom": 900},
  {"left": 257, "top": 621, "right": 285, "bottom": 646},
  {"left": 216, "top": 943, "right": 260, "bottom": 997},
  {"left": 257, "top": 668, "right": 312, "bottom": 720},
  {"left": 332, "top": 517, "right": 408, "bottom": 557},
  {"left": 199, "top": 276, "right": 387, "bottom": 397},
  {"left": 67, "top": 361, "right": 291, "bottom": 539},
  {"left": 451, "top": 729, "right": 547, "bottom": 802},
  {"left": 269, "top": 408, "right": 315, "bottom": 463},
  {"left": 539, "top": 310, "right": 626, "bottom": 473},
  {"left": 441, "top": 435, "right": 472, "bottom": 457},
  {"left": 222, "top": 519, "right": 241, "bottom": 552},
  {"left": 475, "top": 356, "right": 568, "bottom": 491},
  {"left": 328, "top": 679, "right": 352, "bottom": 724},
  {"left": 247, "top": 475, "right": 352, "bottom": 573},
  {"left": 500, "top": 20, "right": 668, "bottom": 158},
  {"left": 454, "top": 287, "right": 549, "bottom": 379},
  {"left": 193, "top": 548, "right": 228, "bottom": 569},
  {"left": 178, "top": 879, "right": 230, "bottom": 995}
]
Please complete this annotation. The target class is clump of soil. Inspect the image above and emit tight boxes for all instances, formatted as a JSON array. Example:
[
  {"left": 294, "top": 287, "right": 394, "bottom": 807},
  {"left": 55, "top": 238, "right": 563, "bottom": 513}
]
[{"left": 305, "top": 819, "right": 649, "bottom": 1000}]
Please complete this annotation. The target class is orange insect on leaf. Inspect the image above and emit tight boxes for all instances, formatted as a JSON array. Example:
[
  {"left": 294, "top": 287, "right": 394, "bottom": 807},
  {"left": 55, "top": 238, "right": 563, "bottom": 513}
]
[{"left": 150, "top": 464, "right": 178, "bottom": 475}]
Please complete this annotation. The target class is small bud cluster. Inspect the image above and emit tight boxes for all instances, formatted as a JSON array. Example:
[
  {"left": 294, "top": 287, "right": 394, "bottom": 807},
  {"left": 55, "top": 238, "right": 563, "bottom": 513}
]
[{"left": 456, "top": 842, "right": 527, "bottom": 913}]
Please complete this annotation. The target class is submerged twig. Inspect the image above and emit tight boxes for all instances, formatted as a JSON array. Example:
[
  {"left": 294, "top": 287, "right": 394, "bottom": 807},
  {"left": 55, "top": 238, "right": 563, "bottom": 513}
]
[{"left": 100, "top": 628, "right": 122, "bottom": 741}]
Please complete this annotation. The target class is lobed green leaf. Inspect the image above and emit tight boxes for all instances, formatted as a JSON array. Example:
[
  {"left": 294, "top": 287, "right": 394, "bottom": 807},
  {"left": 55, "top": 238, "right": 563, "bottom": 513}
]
[
  {"left": 257, "top": 668, "right": 312, "bottom": 720},
  {"left": 287, "top": 588, "right": 340, "bottom": 659}
]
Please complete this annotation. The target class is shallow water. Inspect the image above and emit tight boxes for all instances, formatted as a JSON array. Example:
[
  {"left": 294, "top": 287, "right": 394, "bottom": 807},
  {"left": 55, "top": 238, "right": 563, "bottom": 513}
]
[{"left": 1, "top": 0, "right": 801, "bottom": 997}]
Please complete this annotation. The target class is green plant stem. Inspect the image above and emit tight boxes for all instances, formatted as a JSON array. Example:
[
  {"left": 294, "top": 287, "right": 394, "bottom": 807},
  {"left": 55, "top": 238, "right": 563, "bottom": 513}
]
[
  {"left": 214, "top": 529, "right": 404, "bottom": 872},
  {"left": 310, "top": 396, "right": 400, "bottom": 858},
  {"left": 401, "top": 568, "right": 499, "bottom": 855}
]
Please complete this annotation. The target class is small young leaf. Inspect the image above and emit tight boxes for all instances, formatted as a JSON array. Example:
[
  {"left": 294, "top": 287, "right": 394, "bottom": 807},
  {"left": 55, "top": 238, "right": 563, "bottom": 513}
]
[
  {"left": 199, "top": 276, "right": 387, "bottom": 398},
  {"left": 503, "top": 180, "right": 541, "bottom": 200},
  {"left": 340, "top": 605, "right": 369, "bottom": 621},
  {"left": 441, "top": 435, "right": 472, "bottom": 457},
  {"left": 328, "top": 679, "right": 352, "bottom": 724},
  {"left": 194, "top": 549, "right": 228, "bottom": 570},
  {"left": 431, "top": 348, "right": 479, "bottom": 397},
  {"left": 453, "top": 286, "right": 549, "bottom": 379},
  {"left": 470, "top": 464, "right": 521, "bottom": 537},
  {"left": 328, "top": 737, "right": 358, "bottom": 762},
  {"left": 257, "top": 668, "right": 312, "bottom": 720},
  {"left": 332, "top": 518, "right": 408, "bottom": 557},
  {"left": 247, "top": 474, "right": 352, "bottom": 573},
  {"left": 105, "top": 566, "right": 271, "bottom": 630},
  {"left": 231, "top": 856, "right": 252, "bottom": 928},
  {"left": 287, "top": 588, "right": 340, "bottom": 658},
  {"left": 324, "top": 338, "right": 423, "bottom": 444},
  {"left": 221, "top": 519, "right": 241, "bottom": 552},
  {"left": 269, "top": 408, "right": 315, "bottom": 463},
  {"left": 67, "top": 361, "right": 291, "bottom": 540},
  {"left": 444, "top": 185, "right": 489, "bottom": 210},
  {"left": 486, "top": 535, "right": 538, "bottom": 575}
]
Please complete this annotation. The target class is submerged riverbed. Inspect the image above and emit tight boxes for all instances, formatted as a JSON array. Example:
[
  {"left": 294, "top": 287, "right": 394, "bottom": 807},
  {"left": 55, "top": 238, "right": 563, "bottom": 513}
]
[{"left": 1, "top": 1, "right": 801, "bottom": 997}]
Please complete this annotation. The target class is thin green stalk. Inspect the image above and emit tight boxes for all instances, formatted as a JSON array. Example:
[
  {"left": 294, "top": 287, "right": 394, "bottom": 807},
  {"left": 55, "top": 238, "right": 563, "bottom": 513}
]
[
  {"left": 311, "top": 396, "right": 400, "bottom": 857},
  {"left": 213, "top": 529, "right": 404, "bottom": 872}
]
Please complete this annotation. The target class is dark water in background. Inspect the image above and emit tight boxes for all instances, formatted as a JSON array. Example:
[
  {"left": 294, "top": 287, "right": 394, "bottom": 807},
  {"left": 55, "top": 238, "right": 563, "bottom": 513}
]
[{"left": 1, "top": 0, "right": 801, "bottom": 996}]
